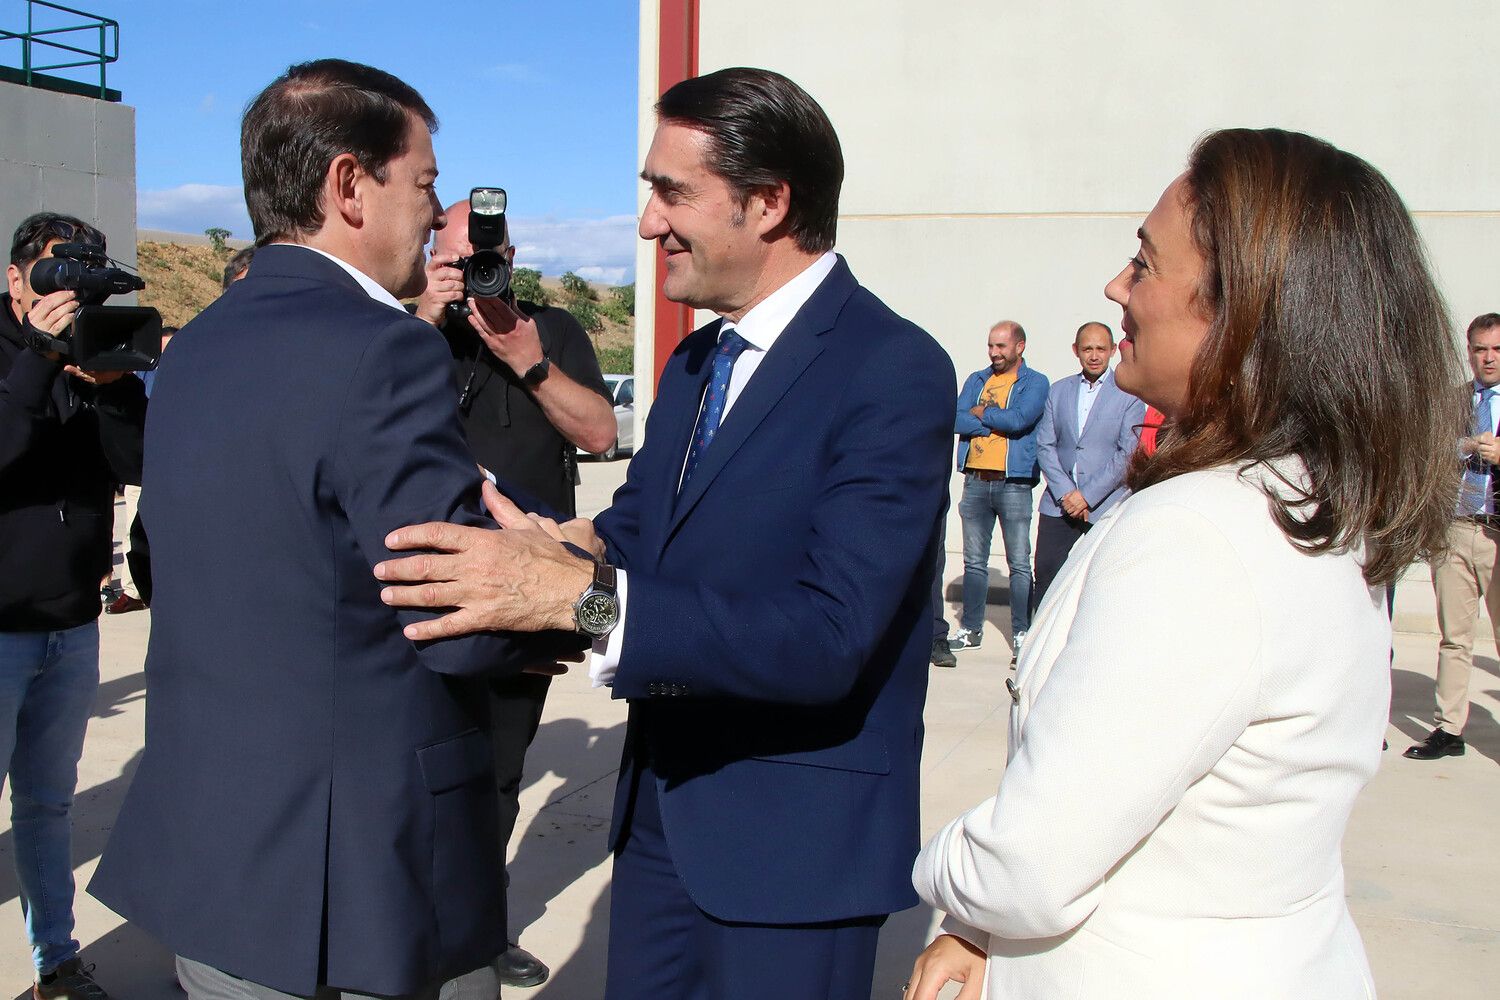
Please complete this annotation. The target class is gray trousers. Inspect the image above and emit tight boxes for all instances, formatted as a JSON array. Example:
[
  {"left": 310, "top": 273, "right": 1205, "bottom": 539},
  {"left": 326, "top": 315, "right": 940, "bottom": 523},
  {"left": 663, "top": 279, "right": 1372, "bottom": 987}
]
[{"left": 176, "top": 956, "right": 498, "bottom": 1000}]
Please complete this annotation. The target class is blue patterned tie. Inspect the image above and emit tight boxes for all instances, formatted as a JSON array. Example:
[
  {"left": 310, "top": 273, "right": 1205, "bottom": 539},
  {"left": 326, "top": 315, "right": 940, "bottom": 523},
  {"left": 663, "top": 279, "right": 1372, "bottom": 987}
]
[
  {"left": 680, "top": 327, "right": 749, "bottom": 491},
  {"left": 1461, "top": 387, "right": 1496, "bottom": 515}
]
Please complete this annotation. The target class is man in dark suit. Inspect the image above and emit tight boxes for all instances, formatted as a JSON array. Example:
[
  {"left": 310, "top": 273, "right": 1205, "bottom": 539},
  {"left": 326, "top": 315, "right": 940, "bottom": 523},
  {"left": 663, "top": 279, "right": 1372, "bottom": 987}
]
[
  {"left": 376, "top": 67, "right": 955, "bottom": 1000},
  {"left": 89, "top": 59, "right": 582, "bottom": 1000},
  {"left": 1032, "top": 321, "right": 1146, "bottom": 606}
]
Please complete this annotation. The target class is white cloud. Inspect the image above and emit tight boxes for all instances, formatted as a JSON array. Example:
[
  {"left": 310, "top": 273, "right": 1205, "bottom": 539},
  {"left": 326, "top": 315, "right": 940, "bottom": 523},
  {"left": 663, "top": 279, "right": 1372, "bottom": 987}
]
[
  {"left": 137, "top": 183, "right": 252, "bottom": 241},
  {"left": 199, "top": 93, "right": 215, "bottom": 114},
  {"left": 135, "top": 186, "right": 639, "bottom": 283},
  {"left": 509, "top": 214, "right": 637, "bottom": 284},
  {"left": 574, "top": 265, "right": 630, "bottom": 285}
]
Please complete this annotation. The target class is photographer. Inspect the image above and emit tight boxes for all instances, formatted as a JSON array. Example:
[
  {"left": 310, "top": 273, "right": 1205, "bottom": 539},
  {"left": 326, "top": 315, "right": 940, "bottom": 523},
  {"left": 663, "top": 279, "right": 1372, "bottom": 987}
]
[
  {"left": 0, "top": 212, "right": 145, "bottom": 1000},
  {"left": 414, "top": 197, "right": 614, "bottom": 988}
]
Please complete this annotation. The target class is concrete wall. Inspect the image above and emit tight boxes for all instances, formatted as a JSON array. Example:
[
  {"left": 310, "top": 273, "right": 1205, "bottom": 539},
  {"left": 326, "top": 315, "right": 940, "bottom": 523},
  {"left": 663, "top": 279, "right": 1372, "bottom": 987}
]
[
  {"left": 652, "top": 0, "right": 1499, "bottom": 393},
  {"left": 0, "top": 80, "right": 137, "bottom": 300}
]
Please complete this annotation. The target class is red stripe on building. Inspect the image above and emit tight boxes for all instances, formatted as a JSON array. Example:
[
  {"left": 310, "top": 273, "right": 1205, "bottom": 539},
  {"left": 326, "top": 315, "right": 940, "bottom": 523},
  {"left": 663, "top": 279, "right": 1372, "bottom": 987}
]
[{"left": 653, "top": 0, "right": 699, "bottom": 383}]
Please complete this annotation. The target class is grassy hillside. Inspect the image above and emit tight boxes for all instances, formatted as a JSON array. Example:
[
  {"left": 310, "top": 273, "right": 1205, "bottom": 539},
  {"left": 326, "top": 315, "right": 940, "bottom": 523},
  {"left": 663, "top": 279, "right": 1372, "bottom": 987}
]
[{"left": 136, "top": 241, "right": 635, "bottom": 371}]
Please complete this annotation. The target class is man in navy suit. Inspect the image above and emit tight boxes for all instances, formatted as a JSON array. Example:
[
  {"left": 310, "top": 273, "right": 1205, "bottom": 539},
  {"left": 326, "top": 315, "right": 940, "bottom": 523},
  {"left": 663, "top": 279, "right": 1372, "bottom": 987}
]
[
  {"left": 89, "top": 60, "right": 582, "bottom": 1000},
  {"left": 377, "top": 68, "right": 955, "bottom": 999},
  {"left": 1032, "top": 321, "right": 1146, "bottom": 606}
]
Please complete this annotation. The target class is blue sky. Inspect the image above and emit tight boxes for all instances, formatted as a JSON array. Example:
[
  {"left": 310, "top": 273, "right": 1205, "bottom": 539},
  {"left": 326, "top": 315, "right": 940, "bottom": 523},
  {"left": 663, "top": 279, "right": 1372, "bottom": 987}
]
[{"left": 23, "top": 1, "right": 640, "bottom": 282}]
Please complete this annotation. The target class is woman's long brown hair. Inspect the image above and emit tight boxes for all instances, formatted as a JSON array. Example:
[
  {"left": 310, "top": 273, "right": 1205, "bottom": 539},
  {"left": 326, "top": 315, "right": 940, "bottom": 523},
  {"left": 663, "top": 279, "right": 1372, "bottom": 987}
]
[{"left": 1127, "top": 128, "right": 1466, "bottom": 586}]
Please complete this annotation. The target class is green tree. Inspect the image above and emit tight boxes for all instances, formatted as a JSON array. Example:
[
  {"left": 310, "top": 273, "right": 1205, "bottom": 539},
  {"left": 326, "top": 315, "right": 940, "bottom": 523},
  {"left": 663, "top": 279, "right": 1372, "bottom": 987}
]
[
  {"left": 611, "top": 283, "right": 635, "bottom": 316},
  {"left": 560, "top": 271, "right": 595, "bottom": 301},
  {"left": 204, "top": 227, "right": 232, "bottom": 254},
  {"left": 601, "top": 282, "right": 634, "bottom": 326},
  {"left": 511, "top": 267, "right": 550, "bottom": 306},
  {"left": 567, "top": 298, "right": 604, "bottom": 335}
]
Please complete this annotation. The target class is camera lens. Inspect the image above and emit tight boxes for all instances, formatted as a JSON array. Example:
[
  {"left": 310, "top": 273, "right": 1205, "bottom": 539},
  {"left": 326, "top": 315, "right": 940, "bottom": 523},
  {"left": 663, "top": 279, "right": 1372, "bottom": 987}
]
[{"left": 464, "top": 250, "right": 511, "bottom": 299}]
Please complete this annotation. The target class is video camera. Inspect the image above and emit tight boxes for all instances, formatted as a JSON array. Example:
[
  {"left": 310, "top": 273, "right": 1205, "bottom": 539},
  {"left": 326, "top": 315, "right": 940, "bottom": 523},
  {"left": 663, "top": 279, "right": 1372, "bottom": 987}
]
[
  {"left": 446, "top": 187, "right": 511, "bottom": 321},
  {"left": 28, "top": 242, "right": 162, "bottom": 371}
]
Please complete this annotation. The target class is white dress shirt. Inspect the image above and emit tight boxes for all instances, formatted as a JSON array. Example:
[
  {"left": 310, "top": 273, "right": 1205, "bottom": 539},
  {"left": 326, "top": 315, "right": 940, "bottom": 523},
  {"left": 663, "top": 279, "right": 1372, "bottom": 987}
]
[
  {"left": 1072, "top": 370, "right": 1108, "bottom": 480},
  {"left": 590, "top": 251, "right": 839, "bottom": 686},
  {"left": 274, "top": 243, "right": 408, "bottom": 313}
]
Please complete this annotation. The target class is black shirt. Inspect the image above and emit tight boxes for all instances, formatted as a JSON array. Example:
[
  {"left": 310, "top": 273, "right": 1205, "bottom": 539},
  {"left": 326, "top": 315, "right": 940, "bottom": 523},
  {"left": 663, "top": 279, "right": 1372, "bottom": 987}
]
[
  {"left": 0, "top": 293, "right": 146, "bottom": 629},
  {"left": 441, "top": 301, "right": 611, "bottom": 517}
]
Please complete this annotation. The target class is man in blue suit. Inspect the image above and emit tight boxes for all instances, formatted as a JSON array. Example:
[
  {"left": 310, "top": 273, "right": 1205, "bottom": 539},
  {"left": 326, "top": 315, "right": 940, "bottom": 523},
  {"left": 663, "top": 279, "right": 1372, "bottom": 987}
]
[
  {"left": 89, "top": 60, "right": 581, "bottom": 1000},
  {"left": 1032, "top": 321, "right": 1146, "bottom": 606},
  {"left": 377, "top": 68, "right": 955, "bottom": 1000}
]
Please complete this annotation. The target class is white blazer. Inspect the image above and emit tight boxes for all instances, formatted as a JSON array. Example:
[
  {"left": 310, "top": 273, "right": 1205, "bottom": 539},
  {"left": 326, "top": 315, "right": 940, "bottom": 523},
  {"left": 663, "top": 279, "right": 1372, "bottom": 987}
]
[{"left": 913, "top": 463, "right": 1386, "bottom": 999}]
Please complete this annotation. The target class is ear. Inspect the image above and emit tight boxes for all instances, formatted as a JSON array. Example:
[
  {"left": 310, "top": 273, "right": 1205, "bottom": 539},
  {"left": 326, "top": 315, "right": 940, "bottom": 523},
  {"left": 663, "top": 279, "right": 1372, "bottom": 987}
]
[
  {"left": 5, "top": 263, "right": 23, "bottom": 303},
  {"left": 748, "top": 180, "right": 792, "bottom": 238},
  {"left": 324, "top": 153, "right": 365, "bottom": 228}
]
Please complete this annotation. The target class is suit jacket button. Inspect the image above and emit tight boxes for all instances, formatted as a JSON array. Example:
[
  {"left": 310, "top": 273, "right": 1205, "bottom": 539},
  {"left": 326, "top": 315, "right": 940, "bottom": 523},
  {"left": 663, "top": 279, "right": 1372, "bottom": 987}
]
[
  {"left": 648, "top": 682, "right": 660, "bottom": 696},
  {"left": 1006, "top": 677, "right": 1020, "bottom": 704}
]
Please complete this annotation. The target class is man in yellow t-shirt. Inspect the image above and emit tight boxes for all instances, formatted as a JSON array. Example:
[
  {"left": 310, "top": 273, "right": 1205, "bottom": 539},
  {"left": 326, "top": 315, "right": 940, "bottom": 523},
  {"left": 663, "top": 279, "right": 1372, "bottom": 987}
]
[{"left": 950, "top": 320, "right": 1047, "bottom": 662}]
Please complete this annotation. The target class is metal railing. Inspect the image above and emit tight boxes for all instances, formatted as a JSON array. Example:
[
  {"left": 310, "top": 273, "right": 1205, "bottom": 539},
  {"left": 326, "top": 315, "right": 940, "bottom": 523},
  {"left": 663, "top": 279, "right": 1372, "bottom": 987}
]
[{"left": 0, "top": 1, "right": 119, "bottom": 99}]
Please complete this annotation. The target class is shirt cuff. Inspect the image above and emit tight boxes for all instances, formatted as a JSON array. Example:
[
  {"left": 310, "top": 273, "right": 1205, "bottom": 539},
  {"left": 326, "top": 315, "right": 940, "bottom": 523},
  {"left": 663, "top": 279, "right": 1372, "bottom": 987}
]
[
  {"left": 937, "top": 913, "right": 990, "bottom": 951},
  {"left": 588, "top": 569, "right": 628, "bottom": 687}
]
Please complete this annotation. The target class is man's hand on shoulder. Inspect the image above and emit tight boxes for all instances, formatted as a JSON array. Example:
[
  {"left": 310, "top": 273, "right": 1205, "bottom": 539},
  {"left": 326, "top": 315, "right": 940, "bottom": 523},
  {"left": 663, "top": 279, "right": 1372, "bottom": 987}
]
[
  {"left": 413, "top": 252, "right": 465, "bottom": 326},
  {"left": 469, "top": 296, "right": 544, "bottom": 374},
  {"left": 375, "top": 481, "right": 596, "bottom": 640}
]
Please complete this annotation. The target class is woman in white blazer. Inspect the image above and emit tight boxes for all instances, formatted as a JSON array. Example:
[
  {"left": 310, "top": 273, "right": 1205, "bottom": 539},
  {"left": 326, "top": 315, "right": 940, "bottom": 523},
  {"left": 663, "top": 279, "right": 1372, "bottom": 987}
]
[{"left": 906, "top": 129, "right": 1466, "bottom": 999}]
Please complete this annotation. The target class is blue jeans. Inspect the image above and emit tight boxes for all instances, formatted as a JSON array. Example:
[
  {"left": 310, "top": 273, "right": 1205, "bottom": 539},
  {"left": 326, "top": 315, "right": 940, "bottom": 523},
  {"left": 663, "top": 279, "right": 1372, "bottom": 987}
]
[
  {"left": 958, "top": 475, "right": 1035, "bottom": 637},
  {"left": 0, "top": 622, "right": 99, "bottom": 974}
]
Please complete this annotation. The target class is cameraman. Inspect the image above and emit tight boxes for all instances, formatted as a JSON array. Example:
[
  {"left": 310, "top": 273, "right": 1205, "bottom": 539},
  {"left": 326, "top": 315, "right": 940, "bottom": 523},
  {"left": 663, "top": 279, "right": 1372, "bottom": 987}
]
[
  {"left": 0, "top": 212, "right": 145, "bottom": 1000},
  {"left": 414, "top": 198, "right": 614, "bottom": 988}
]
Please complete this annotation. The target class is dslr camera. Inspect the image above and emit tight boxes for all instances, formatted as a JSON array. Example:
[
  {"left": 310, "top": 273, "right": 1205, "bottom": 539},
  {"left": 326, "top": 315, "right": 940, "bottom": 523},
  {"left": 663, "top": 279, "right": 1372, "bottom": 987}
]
[
  {"left": 28, "top": 242, "right": 162, "bottom": 371},
  {"left": 446, "top": 187, "right": 511, "bottom": 321}
]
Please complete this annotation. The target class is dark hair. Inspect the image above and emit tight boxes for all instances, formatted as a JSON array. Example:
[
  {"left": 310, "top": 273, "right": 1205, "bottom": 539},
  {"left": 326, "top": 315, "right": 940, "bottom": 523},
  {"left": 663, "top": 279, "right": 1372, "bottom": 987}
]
[
  {"left": 1128, "top": 128, "right": 1465, "bottom": 586},
  {"left": 1467, "top": 312, "right": 1500, "bottom": 341},
  {"left": 241, "top": 59, "right": 437, "bottom": 243},
  {"left": 991, "top": 320, "right": 1026, "bottom": 343},
  {"left": 657, "top": 67, "right": 843, "bottom": 254},
  {"left": 1076, "top": 321, "right": 1113, "bottom": 343},
  {"left": 10, "top": 212, "right": 105, "bottom": 268},
  {"left": 222, "top": 246, "right": 255, "bottom": 289}
]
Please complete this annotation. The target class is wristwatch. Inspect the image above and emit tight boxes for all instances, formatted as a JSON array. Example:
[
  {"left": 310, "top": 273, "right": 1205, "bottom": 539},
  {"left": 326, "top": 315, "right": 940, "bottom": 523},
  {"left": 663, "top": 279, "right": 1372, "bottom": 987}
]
[
  {"left": 572, "top": 561, "right": 620, "bottom": 638},
  {"left": 521, "top": 356, "right": 551, "bottom": 387}
]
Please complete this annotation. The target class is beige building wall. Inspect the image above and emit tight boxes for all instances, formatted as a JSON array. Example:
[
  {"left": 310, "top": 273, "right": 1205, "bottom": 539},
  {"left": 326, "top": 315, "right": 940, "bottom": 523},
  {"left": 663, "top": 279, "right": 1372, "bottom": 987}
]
[
  {"left": 0, "top": 82, "right": 138, "bottom": 300},
  {"left": 638, "top": 0, "right": 1498, "bottom": 398}
]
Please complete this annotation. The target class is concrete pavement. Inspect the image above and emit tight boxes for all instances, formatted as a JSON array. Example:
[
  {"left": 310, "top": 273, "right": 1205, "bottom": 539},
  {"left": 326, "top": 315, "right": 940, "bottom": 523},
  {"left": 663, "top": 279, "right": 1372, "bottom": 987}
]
[{"left": 3, "top": 458, "right": 1497, "bottom": 998}]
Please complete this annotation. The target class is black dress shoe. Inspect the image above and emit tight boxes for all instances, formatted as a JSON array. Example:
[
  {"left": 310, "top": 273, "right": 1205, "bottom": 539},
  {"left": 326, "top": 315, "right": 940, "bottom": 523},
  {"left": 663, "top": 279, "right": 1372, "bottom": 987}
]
[
  {"left": 495, "top": 944, "right": 548, "bottom": 988},
  {"left": 1403, "top": 729, "right": 1466, "bottom": 760},
  {"left": 930, "top": 637, "right": 957, "bottom": 668}
]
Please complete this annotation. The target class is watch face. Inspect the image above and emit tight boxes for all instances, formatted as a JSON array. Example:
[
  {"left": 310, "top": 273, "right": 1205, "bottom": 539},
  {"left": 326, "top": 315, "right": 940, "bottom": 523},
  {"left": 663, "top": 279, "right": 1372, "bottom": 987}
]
[{"left": 577, "top": 592, "right": 619, "bottom": 636}]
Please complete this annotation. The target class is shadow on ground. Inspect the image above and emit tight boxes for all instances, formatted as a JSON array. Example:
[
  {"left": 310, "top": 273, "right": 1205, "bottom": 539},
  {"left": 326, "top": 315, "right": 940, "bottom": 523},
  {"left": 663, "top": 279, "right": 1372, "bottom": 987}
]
[{"left": 1390, "top": 659, "right": 1500, "bottom": 767}]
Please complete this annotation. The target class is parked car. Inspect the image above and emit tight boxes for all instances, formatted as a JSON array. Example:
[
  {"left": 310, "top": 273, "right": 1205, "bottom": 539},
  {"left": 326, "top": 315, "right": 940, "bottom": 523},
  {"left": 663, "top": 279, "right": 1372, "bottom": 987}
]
[{"left": 584, "top": 374, "right": 635, "bottom": 461}]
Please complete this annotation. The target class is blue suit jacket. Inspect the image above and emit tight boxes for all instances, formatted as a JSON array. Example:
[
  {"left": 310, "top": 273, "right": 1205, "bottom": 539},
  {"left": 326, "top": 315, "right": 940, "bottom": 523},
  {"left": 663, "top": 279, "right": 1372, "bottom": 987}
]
[
  {"left": 593, "top": 257, "right": 954, "bottom": 923},
  {"left": 953, "top": 362, "right": 1048, "bottom": 478},
  {"left": 90, "top": 246, "right": 576, "bottom": 997},
  {"left": 1035, "top": 370, "right": 1146, "bottom": 519}
]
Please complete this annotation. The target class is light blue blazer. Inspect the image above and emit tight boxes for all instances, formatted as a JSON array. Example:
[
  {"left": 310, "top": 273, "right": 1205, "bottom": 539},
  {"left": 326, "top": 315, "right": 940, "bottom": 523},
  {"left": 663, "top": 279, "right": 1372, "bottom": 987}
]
[{"left": 1035, "top": 370, "right": 1146, "bottom": 519}]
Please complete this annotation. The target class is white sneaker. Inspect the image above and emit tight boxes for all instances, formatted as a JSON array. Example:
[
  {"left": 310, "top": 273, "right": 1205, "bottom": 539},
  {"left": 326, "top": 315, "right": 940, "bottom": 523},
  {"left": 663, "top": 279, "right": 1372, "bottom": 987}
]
[{"left": 1011, "top": 630, "right": 1028, "bottom": 663}]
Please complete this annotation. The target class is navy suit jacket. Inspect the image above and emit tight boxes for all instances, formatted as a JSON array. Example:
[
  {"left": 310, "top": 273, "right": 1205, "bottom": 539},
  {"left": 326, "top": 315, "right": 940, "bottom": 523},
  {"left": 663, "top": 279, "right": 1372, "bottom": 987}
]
[
  {"left": 1035, "top": 370, "right": 1146, "bottom": 519},
  {"left": 90, "top": 245, "right": 575, "bottom": 997},
  {"left": 594, "top": 257, "right": 955, "bottom": 924}
]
